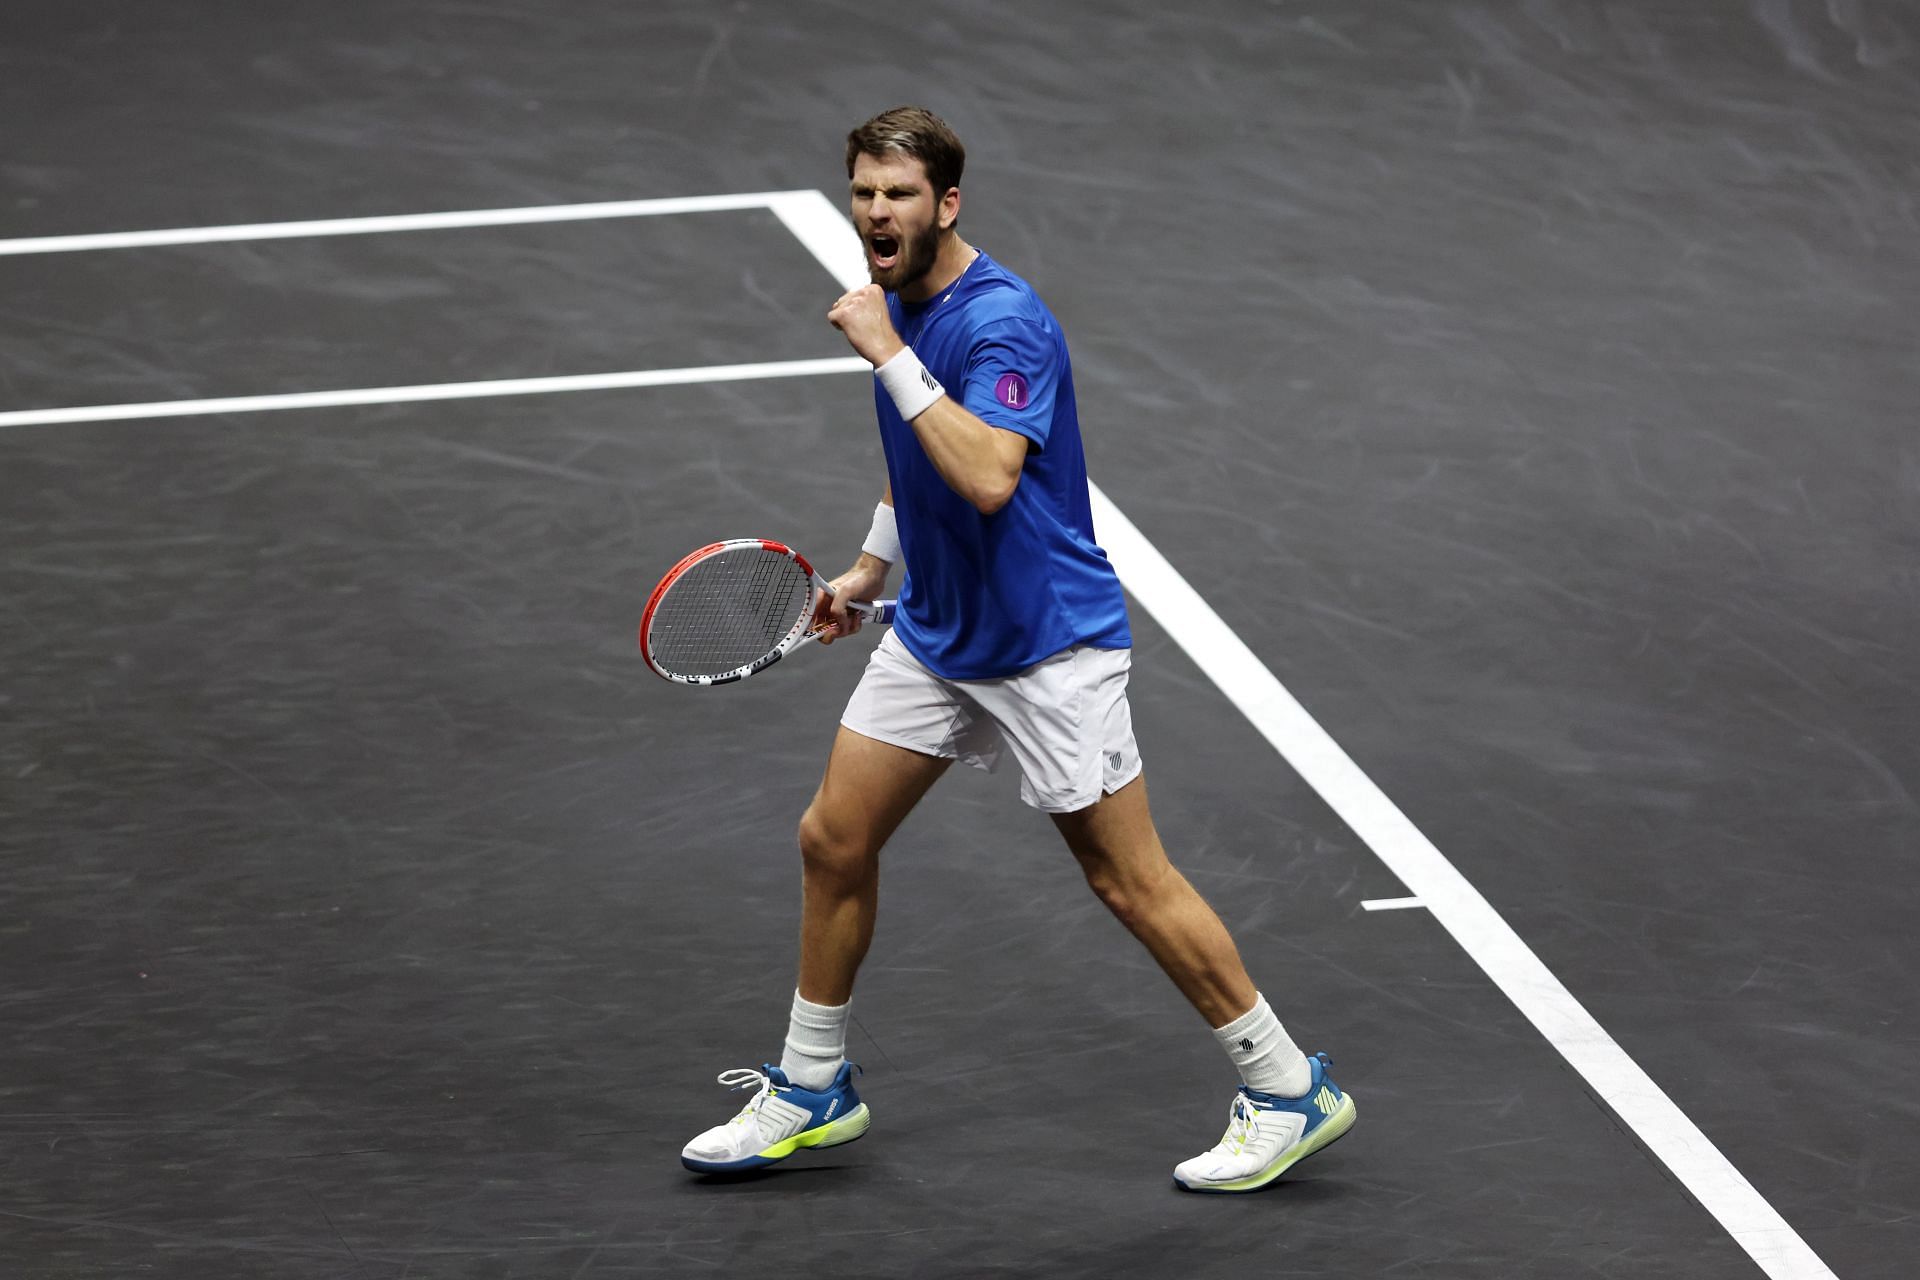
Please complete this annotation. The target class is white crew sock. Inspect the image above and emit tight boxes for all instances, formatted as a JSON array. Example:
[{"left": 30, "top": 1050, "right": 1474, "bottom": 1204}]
[
  {"left": 779, "top": 990, "right": 851, "bottom": 1091},
  {"left": 1213, "top": 992, "right": 1312, "bottom": 1097}
]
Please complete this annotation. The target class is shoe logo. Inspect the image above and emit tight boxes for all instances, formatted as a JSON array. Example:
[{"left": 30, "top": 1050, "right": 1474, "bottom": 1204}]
[
  {"left": 824, "top": 1098, "right": 840, "bottom": 1122},
  {"left": 1237, "top": 1038, "right": 1255, "bottom": 1053},
  {"left": 1312, "top": 1086, "right": 1339, "bottom": 1117}
]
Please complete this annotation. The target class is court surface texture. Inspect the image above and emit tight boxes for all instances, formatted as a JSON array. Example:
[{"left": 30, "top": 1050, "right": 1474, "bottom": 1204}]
[{"left": 3, "top": 3, "right": 1915, "bottom": 1277}]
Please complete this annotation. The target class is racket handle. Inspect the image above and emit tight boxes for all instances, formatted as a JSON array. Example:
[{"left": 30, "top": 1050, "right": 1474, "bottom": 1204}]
[
  {"left": 811, "top": 597, "right": 893, "bottom": 629},
  {"left": 816, "top": 576, "right": 894, "bottom": 626}
]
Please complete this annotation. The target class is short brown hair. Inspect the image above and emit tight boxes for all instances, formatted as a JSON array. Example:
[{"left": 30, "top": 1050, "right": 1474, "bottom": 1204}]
[{"left": 845, "top": 106, "right": 966, "bottom": 199}]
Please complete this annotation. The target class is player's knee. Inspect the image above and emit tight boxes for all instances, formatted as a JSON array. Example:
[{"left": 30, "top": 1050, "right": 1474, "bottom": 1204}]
[
  {"left": 797, "top": 805, "right": 875, "bottom": 888},
  {"left": 1080, "top": 856, "right": 1174, "bottom": 929}
]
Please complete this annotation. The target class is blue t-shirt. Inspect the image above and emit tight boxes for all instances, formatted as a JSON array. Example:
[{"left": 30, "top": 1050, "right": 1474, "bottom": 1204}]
[{"left": 876, "top": 251, "right": 1131, "bottom": 680}]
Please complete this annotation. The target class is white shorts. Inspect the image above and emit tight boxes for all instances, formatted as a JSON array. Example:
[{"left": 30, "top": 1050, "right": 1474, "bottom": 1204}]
[{"left": 840, "top": 629, "right": 1143, "bottom": 813}]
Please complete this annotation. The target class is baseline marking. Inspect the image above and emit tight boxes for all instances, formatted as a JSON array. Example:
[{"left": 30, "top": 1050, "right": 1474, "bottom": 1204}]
[
  {"left": 0, "top": 191, "right": 804, "bottom": 256},
  {"left": 768, "top": 184, "right": 1834, "bottom": 1280},
  {"left": 1360, "top": 896, "right": 1428, "bottom": 912}
]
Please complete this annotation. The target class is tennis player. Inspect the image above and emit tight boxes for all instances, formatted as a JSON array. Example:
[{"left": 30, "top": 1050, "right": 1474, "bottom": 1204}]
[{"left": 682, "top": 106, "right": 1354, "bottom": 1192}]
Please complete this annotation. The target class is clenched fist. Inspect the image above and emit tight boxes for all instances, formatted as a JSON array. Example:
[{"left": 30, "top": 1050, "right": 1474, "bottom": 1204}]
[{"left": 828, "top": 284, "right": 906, "bottom": 367}]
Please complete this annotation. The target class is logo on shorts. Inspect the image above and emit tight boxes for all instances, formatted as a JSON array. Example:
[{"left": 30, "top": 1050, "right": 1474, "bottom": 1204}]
[
  {"left": 995, "top": 372, "right": 1030, "bottom": 410},
  {"left": 1108, "top": 752, "right": 1123, "bottom": 771}
]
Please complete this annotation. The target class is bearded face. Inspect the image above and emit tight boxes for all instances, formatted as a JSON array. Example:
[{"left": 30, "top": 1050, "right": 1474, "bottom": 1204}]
[
  {"left": 864, "top": 203, "right": 941, "bottom": 292},
  {"left": 850, "top": 151, "right": 952, "bottom": 295}
]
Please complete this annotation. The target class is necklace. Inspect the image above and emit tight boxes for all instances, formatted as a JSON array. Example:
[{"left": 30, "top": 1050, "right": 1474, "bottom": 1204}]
[{"left": 905, "top": 251, "right": 978, "bottom": 346}]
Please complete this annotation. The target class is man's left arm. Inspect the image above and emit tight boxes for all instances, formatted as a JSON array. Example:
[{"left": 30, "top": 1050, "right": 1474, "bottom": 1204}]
[{"left": 829, "top": 283, "right": 1029, "bottom": 516}]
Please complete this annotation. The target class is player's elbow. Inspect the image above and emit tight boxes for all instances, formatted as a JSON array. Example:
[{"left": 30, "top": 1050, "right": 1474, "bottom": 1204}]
[{"left": 971, "top": 471, "right": 1020, "bottom": 515}]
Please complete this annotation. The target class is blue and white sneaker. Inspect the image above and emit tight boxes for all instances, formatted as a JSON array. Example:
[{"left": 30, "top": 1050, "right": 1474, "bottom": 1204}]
[
  {"left": 1173, "top": 1053, "right": 1356, "bottom": 1193},
  {"left": 680, "top": 1063, "right": 871, "bottom": 1174}
]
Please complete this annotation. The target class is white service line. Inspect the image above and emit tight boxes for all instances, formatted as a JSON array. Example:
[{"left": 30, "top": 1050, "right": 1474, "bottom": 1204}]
[
  {"left": 0, "top": 191, "right": 807, "bottom": 256},
  {"left": 0, "top": 358, "right": 870, "bottom": 429},
  {"left": 1360, "top": 896, "right": 1429, "bottom": 912},
  {"left": 1086, "top": 494, "right": 1836, "bottom": 1280}
]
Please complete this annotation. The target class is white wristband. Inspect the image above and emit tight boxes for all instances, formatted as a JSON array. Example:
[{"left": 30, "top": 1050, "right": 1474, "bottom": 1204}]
[
  {"left": 874, "top": 346, "right": 944, "bottom": 421},
  {"left": 862, "top": 500, "right": 901, "bottom": 564}
]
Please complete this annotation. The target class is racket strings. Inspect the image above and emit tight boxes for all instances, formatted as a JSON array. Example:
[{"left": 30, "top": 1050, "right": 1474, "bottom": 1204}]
[{"left": 648, "top": 548, "right": 814, "bottom": 677}]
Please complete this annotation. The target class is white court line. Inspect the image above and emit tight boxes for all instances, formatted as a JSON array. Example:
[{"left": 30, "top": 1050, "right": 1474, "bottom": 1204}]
[
  {"left": 1360, "top": 896, "right": 1428, "bottom": 912},
  {"left": 0, "top": 190, "right": 866, "bottom": 428},
  {"left": 764, "top": 190, "right": 872, "bottom": 292},
  {"left": 0, "top": 358, "right": 870, "bottom": 429},
  {"left": 1087, "top": 496, "right": 1836, "bottom": 1280},
  {"left": 7, "top": 190, "right": 1835, "bottom": 1279},
  {"left": 0, "top": 191, "right": 804, "bottom": 256}
]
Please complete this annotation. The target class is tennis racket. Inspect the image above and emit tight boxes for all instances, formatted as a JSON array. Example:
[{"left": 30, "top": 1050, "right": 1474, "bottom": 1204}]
[{"left": 640, "top": 539, "right": 895, "bottom": 686}]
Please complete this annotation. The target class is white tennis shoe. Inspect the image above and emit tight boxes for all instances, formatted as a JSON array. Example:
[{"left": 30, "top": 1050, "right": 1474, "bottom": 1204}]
[
  {"left": 1174, "top": 1053, "right": 1356, "bottom": 1193},
  {"left": 680, "top": 1063, "right": 870, "bottom": 1173}
]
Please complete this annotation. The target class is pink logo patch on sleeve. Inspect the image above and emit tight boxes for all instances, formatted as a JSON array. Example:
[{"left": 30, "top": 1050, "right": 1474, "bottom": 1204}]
[{"left": 995, "top": 373, "right": 1031, "bottom": 410}]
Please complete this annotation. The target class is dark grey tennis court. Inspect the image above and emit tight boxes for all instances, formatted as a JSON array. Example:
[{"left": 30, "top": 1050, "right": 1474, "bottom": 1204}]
[{"left": 3, "top": 3, "right": 1915, "bottom": 1276}]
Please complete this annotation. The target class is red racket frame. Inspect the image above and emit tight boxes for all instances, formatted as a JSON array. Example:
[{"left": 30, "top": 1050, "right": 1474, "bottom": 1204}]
[{"left": 640, "top": 539, "right": 893, "bottom": 686}]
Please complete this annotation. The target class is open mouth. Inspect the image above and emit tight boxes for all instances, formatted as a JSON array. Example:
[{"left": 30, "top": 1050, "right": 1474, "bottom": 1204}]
[{"left": 868, "top": 233, "right": 900, "bottom": 270}]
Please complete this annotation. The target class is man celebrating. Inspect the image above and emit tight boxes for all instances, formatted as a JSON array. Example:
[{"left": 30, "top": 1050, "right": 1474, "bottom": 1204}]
[{"left": 681, "top": 106, "right": 1355, "bottom": 1193}]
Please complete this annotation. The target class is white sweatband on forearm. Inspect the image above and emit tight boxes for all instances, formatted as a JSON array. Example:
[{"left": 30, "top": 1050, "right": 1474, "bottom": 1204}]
[
  {"left": 862, "top": 500, "right": 901, "bottom": 564},
  {"left": 874, "top": 346, "right": 945, "bottom": 421}
]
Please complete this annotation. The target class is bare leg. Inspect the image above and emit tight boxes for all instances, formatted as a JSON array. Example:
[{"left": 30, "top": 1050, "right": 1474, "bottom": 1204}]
[
  {"left": 1050, "top": 773, "right": 1257, "bottom": 1027},
  {"left": 796, "top": 727, "right": 950, "bottom": 1006}
]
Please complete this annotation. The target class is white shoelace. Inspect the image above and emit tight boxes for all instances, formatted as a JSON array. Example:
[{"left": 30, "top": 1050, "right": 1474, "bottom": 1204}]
[
  {"left": 716, "top": 1067, "right": 775, "bottom": 1124},
  {"left": 1218, "top": 1093, "right": 1262, "bottom": 1155}
]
